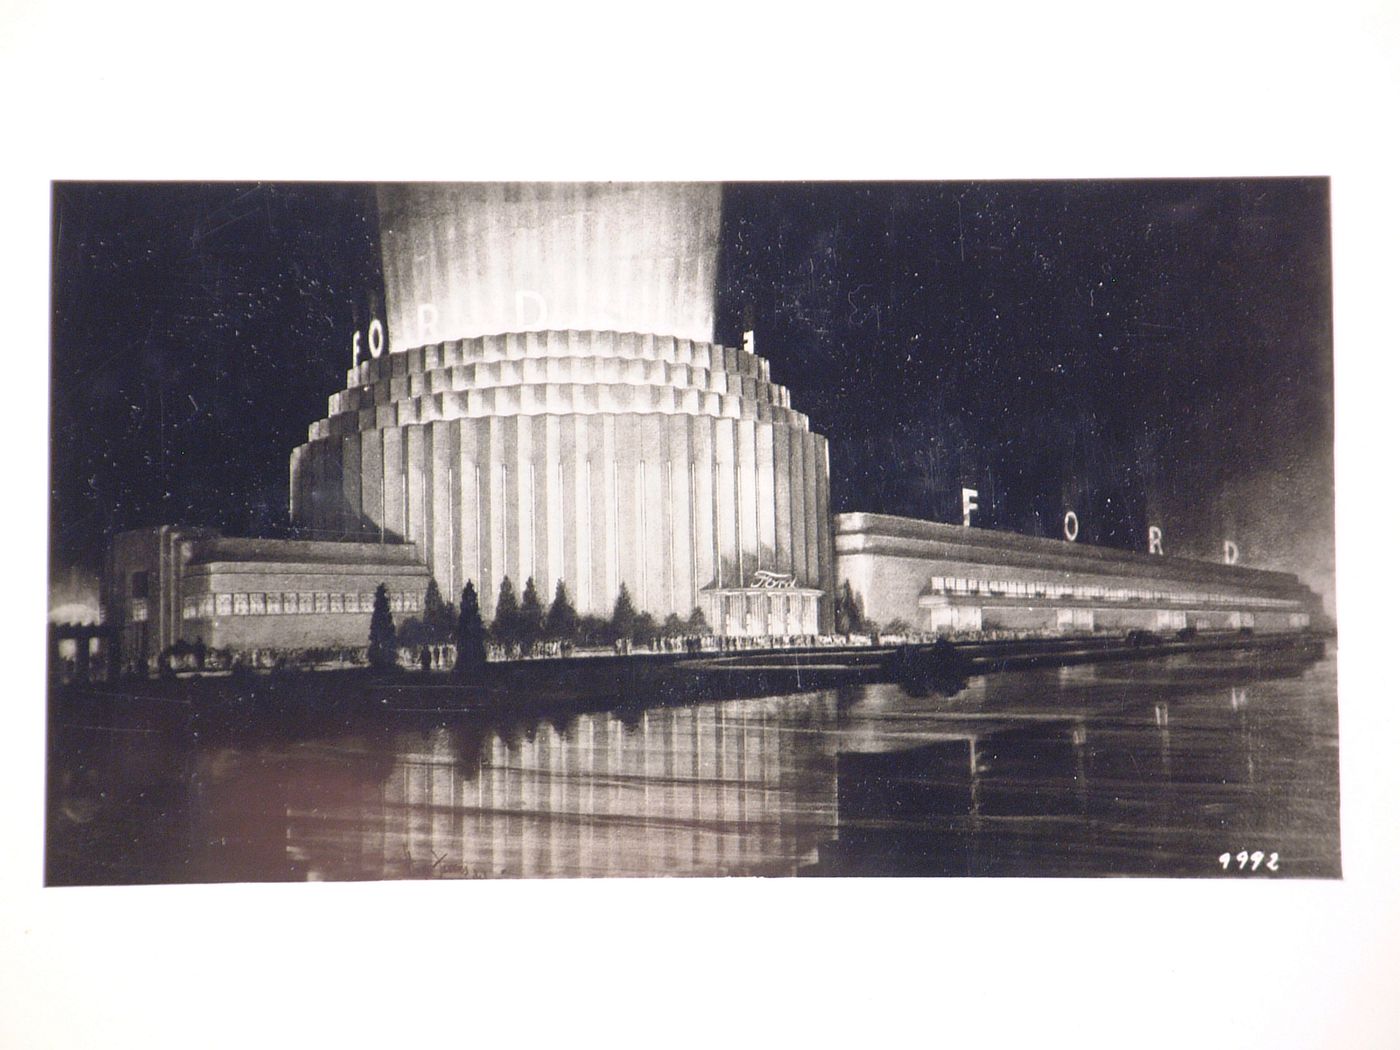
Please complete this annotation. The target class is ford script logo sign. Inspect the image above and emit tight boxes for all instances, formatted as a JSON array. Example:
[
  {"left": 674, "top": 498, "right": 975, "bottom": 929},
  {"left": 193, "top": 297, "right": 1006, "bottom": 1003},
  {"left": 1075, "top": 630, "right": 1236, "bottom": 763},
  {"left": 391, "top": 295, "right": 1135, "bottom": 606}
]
[{"left": 750, "top": 570, "right": 797, "bottom": 589}]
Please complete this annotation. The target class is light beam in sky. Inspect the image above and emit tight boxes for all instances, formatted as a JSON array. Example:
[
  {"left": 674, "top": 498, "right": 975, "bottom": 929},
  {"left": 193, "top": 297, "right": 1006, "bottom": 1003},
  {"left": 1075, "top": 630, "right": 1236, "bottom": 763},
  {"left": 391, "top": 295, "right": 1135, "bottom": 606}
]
[{"left": 377, "top": 182, "right": 722, "bottom": 351}]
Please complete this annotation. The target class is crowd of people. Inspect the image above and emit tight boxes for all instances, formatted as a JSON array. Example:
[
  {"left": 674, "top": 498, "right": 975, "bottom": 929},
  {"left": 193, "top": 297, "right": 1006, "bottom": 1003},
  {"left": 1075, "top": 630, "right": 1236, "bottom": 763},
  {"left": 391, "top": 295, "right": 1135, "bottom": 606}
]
[{"left": 127, "top": 625, "right": 1135, "bottom": 681}]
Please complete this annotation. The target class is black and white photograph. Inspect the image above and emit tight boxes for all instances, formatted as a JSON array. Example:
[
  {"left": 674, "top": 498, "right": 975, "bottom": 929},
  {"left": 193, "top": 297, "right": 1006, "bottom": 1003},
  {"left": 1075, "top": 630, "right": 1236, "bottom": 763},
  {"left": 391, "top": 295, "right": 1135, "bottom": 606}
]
[
  {"left": 46, "top": 179, "right": 1339, "bottom": 883},
  {"left": 5, "top": 3, "right": 1398, "bottom": 1047}
]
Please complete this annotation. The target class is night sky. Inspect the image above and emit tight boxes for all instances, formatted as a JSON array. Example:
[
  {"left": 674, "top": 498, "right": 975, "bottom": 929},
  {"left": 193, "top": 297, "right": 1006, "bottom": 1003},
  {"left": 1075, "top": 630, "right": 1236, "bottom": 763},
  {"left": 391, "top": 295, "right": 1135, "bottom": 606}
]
[{"left": 49, "top": 180, "right": 1335, "bottom": 613}]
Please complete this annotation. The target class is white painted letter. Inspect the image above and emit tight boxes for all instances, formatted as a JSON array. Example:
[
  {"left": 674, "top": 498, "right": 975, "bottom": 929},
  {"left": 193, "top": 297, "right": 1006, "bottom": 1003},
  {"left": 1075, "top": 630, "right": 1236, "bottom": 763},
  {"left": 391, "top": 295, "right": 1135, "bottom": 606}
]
[
  {"left": 515, "top": 290, "right": 547, "bottom": 329},
  {"left": 1148, "top": 525, "right": 1163, "bottom": 555},
  {"left": 368, "top": 318, "right": 385, "bottom": 358},
  {"left": 1223, "top": 540, "right": 1239, "bottom": 564},
  {"left": 417, "top": 302, "right": 439, "bottom": 344},
  {"left": 962, "top": 487, "right": 979, "bottom": 528},
  {"left": 352, "top": 330, "right": 362, "bottom": 368},
  {"left": 1063, "top": 510, "right": 1079, "bottom": 542}
]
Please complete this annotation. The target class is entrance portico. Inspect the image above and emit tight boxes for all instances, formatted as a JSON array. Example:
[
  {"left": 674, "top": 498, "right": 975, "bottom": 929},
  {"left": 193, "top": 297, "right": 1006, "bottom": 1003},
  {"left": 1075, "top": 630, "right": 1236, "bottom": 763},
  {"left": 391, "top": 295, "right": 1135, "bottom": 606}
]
[{"left": 703, "top": 572, "right": 822, "bottom": 638}]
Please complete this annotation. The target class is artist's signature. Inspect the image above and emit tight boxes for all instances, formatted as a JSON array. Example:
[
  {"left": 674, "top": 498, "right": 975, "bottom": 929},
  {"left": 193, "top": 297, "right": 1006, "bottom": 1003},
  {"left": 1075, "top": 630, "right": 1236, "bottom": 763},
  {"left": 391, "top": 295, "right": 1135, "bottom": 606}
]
[{"left": 1219, "top": 850, "right": 1280, "bottom": 873}]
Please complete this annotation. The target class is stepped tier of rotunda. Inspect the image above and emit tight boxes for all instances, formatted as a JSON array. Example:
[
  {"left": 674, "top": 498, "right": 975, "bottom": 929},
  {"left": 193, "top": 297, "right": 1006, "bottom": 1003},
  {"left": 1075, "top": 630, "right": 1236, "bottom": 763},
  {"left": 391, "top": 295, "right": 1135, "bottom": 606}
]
[{"left": 290, "top": 328, "right": 834, "bottom": 624}]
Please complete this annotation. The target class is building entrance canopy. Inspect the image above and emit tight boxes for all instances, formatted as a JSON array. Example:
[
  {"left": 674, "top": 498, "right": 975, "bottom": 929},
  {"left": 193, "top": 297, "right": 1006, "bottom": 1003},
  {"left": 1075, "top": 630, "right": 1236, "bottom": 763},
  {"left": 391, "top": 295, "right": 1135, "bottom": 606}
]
[{"left": 703, "top": 572, "right": 822, "bottom": 638}]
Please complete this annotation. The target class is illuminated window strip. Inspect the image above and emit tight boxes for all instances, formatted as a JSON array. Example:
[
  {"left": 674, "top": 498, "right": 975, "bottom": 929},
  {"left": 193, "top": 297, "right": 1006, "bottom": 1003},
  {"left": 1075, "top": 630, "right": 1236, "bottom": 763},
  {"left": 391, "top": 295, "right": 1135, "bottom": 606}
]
[
  {"left": 177, "top": 591, "right": 422, "bottom": 618},
  {"left": 926, "top": 576, "right": 1300, "bottom": 611}
]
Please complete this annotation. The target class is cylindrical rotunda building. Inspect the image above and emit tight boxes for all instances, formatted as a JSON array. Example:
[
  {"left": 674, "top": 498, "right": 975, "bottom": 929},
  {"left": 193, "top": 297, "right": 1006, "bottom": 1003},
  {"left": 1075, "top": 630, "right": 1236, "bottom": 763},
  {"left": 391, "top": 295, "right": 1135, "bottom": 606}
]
[{"left": 290, "top": 183, "right": 835, "bottom": 634}]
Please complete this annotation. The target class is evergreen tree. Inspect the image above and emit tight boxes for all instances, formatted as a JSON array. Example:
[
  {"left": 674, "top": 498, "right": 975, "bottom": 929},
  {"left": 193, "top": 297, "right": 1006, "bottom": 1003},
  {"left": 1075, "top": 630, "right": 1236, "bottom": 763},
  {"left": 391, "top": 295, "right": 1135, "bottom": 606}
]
[
  {"left": 396, "top": 616, "right": 428, "bottom": 647},
  {"left": 368, "top": 583, "right": 398, "bottom": 670},
  {"left": 835, "top": 580, "right": 865, "bottom": 635},
  {"left": 545, "top": 580, "right": 580, "bottom": 643},
  {"left": 492, "top": 576, "right": 520, "bottom": 649},
  {"left": 632, "top": 612, "right": 658, "bottom": 647},
  {"left": 686, "top": 605, "right": 710, "bottom": 635},
  {"left": 454, "top": 581, "right": 487, "bottom": 675},
  {"left": 578, "top": 614, "right": 611, "bottom": 647},
  {"left": 609, "top": 584, "right": 637, "bottom": 643},
  {"left": 519, "top": 577, "right": 546, "bottom": 653},
  {"left": 662, "top": 612, "right": 686, "bottom": 637},
  {"left": 423, "top": 578, "right": 456, "bottom": 638}
]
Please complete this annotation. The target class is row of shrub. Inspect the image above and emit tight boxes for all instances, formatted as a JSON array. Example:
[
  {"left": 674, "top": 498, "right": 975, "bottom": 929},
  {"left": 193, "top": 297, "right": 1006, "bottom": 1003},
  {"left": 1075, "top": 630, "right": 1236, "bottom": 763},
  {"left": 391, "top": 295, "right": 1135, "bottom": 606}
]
[{"left": 365, "top": 576, "right": 721, "bottom": 672}]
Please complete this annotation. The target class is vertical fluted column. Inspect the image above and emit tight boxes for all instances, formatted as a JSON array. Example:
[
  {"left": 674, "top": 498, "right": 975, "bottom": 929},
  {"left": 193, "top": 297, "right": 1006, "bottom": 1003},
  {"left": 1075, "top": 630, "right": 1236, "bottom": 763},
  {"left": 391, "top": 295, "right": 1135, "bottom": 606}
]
[
  {"left": 341, "top": 432, "right": 362, "bottom": 537},
  {"left": 308, "top": 439, "right": 328, "bottom": 533},
  {"left": 802, "top": 433, "right": 820, "bottom": 588},
  {"left": 691, "top": 416, "right": 716, "bottom": 593},
  {"left": 614, "top": 415, "right": 642, "bottom": 608},
  {"left": 457, "top": 420, "right": 479, "bottom": 601},
  {"left": 486, "top": 417, "right": 507, "bottom": 616},
  {"left": 640, "top": 415, "right": 668, "bottom": 614},
  {"left": 714, "top": 419, "right": 737, "bottom": 589},
  {"left": 382, "top": 429, "right": 405, "bottom": 541},
  {"left": 512, "top": 415, "right": 532, "bottom": 588},
  {"left": 584, "top": 418, "right": 606, "bottom": 614},
  {"left": 360, "top": 428, "right": 384, "bottom": 540},
  {"left": 496, "top": 417, "right": 515, "bottom": 597},
  {"left": 328, "top": 437, "right": 347, "bottom": 535},
  {"left": 430, "top": 421, "right": 454, "bottom": 595},
  {"left": 788, "top": 427, "right": 808, "bottom": 585},
  {"left": 289, "top": 444, "right": 307, "bottom": 526},
  {"left": 756, "top": 422, "right": 777, "bottom": 570},
  {"left": 737, "top": 420, "right": 759, "bottom": 577},
  {"left": 569, "top": 417, "right": 590, "bottom": 614},
  {"left": 815, "top": 434, "right": 835, "bottom": 631},
  {"left": 667, "top": 414, "right": 693, "bottom": 616},
  {"left": 773, "top": 423, "right": 793, "bottom": 575},
  {"left": 406, "top": 425, "right": 427, "bottom": 558},
  {"left": 544, "top": 415, "right": 564, "bottom": 598},
  {"left": 600, "top": 416, "right": 618, "bottom": 607}
]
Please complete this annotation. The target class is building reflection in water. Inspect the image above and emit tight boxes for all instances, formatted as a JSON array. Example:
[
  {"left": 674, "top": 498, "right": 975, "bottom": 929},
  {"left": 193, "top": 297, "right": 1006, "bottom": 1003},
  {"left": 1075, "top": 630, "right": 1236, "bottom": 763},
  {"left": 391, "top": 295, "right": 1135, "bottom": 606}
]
[
  {"left": 49, "top": 646, "right": 1335, "bottom": 883},
  {"left": 278, "top": 694, "right": 841, "bottom": 880}
]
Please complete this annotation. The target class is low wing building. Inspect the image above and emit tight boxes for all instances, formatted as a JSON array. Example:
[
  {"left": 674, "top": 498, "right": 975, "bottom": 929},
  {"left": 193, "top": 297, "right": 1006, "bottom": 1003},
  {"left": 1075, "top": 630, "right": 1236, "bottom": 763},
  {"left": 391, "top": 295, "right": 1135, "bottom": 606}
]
[{"left": 834, "top": 513, "right": 1312, "bottom": 637}]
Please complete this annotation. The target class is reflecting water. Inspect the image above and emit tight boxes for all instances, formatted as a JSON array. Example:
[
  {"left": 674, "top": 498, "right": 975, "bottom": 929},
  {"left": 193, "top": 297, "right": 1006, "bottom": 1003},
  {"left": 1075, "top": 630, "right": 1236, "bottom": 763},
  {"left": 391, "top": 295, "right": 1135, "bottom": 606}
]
[{"left": 46, "top": 645, "right": 1339, "bottom": 882}]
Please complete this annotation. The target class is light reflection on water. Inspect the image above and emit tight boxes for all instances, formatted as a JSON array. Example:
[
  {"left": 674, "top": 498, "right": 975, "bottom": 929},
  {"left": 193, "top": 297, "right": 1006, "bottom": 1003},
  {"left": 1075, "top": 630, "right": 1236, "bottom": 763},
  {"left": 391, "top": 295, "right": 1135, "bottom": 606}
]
[
  {"left": 273, "top": 696, "right": 841, "bottom": 880},
  {"left": 47, "top": 646, "right": 1339, "bottom": 882}
]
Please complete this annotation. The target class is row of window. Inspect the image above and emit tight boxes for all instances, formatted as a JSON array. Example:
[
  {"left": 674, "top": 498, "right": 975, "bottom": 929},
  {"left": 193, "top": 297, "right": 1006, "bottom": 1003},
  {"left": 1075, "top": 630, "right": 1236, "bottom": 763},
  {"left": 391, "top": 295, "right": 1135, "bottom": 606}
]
[
  {"left": 930, "top": 576, "right": 1293, "bottom": 609},
  {"left": 180, "top": 591, "right": 422, "bottom": 621}
]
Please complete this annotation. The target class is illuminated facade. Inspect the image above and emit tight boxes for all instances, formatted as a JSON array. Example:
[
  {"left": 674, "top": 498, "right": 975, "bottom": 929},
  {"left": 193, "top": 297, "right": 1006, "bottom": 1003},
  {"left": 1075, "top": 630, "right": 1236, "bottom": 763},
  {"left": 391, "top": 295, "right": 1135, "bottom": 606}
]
[
  {"left": 291, "top": 183, "right": 836, "bottom": 628},
  {"left": 98, "top": 184, "right": 1318, "bottom": 663},
  {"left": 103, "top": 527, "right": 431, "bottom": 670},
  {"left": 835, "top": 513, "right": 1313, "bottom": 636}
]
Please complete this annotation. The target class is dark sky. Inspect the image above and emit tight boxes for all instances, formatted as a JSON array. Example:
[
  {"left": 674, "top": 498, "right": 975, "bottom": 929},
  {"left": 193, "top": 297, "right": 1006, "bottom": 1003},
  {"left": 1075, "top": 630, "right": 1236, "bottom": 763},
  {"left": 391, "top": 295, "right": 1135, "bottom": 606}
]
[{"left": 50, "top": 180, "right": 1335, "bottom": 609}]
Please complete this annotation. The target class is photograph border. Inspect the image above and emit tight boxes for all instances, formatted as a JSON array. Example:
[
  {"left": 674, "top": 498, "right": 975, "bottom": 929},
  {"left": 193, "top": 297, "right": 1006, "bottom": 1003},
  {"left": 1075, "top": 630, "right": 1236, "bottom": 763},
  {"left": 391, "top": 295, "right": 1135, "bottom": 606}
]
[{"left": 4, "top": 2, "right": 1396, "bottom": 1046}]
